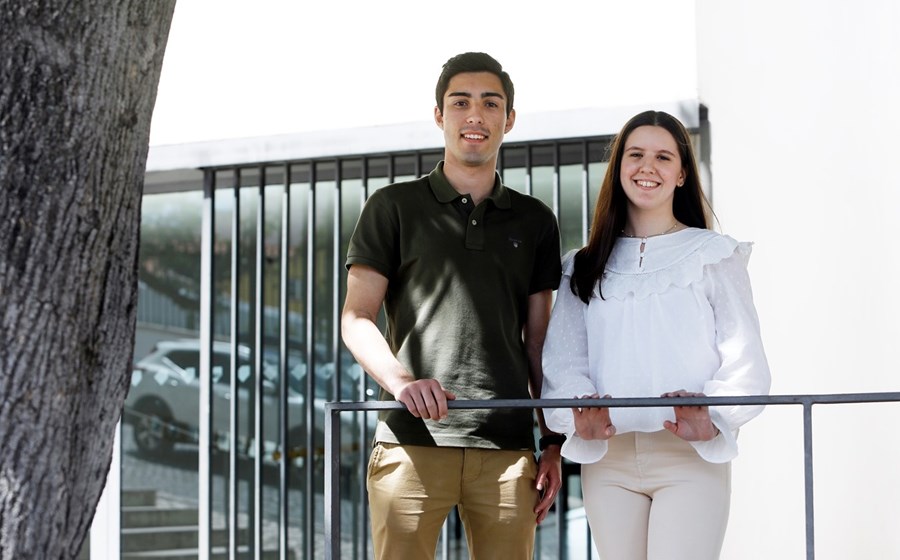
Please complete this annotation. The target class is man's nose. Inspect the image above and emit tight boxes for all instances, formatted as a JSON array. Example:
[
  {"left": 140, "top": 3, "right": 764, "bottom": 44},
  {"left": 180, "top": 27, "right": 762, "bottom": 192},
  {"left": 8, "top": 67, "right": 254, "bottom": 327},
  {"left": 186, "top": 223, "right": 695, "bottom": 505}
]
[{"left": 466, "top": 107, "right": 484, "bottom": 124}]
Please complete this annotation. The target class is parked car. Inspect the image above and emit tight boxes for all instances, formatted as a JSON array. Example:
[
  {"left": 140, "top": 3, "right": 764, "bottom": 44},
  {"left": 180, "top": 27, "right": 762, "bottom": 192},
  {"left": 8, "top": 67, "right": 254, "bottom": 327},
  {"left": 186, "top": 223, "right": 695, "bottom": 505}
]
[{"left": 123, "top": 339, "right": 372, "bottom": 466}]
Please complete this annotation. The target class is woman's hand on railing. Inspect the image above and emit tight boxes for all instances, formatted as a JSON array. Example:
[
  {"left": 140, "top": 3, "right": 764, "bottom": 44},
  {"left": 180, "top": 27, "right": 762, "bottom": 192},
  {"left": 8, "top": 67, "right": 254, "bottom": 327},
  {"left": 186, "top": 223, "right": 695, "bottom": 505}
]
[
  {"left": 661, "top": 389, "right": 720, "bottom": 441},
  {"left": 572, "top": 394, "right": 617, "bottom": 440}
]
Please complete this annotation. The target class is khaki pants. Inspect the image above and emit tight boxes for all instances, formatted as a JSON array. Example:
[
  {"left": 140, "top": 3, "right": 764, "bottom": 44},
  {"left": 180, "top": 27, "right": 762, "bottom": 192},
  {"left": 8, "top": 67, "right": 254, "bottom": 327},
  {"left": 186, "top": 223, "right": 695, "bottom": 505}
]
[
  {"left": 366, "top": 442, "right": 538, "bottom": 560},
  {"left": 582, "top": 430, "right": 731, "bottom": 560}
]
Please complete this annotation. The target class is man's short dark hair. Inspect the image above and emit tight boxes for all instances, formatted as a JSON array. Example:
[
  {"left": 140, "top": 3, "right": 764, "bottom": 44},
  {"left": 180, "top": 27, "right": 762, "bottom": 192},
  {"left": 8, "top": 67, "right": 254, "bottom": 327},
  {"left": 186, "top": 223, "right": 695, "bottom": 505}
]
[{"left": 435, "top": 52, "right": 515, "bottom": 117}]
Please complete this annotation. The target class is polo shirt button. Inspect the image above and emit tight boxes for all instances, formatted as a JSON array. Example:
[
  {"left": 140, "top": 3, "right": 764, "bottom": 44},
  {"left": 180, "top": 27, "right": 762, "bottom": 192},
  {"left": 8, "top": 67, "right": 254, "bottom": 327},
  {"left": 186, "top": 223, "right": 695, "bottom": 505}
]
[
  {"left": 461, "top": 197, "right": 468, "bottom": 204},
  {"left": 471, "top": 219, "right": 478, "bottom": 226}
]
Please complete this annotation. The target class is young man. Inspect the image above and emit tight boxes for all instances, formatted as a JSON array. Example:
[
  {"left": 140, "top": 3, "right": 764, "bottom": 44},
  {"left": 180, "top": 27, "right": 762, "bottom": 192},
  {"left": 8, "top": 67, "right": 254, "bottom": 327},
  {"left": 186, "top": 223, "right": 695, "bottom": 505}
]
[{"left": 341, "top": 52, "right": 564, "bottom": 559}]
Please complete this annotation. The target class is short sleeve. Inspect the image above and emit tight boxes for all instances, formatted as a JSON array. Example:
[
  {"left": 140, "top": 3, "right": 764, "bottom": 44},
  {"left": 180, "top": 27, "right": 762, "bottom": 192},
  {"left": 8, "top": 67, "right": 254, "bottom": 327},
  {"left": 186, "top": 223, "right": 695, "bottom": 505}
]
[
  {"left": 528, "top": 205, "right": 563, "bottom": 294},
  {"left": 345, "top": 189, "right": 399, "bottom": 278}
]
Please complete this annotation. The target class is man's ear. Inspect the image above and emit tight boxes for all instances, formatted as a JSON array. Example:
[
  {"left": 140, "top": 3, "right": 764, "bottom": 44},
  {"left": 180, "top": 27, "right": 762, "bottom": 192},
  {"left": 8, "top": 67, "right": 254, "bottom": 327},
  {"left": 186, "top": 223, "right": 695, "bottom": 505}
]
[
  {"left": 434, "top": 106, "right": 444, "bottom": 129},
  {"left": 504, "top": 108, "right": 516, "bottom": 134}
]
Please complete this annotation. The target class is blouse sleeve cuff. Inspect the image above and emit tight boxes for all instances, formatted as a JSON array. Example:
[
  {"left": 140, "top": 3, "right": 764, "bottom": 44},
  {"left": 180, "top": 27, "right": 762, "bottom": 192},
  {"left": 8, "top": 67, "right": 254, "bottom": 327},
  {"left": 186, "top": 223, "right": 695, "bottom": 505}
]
[
  {"left": 688, "top": 421, "right": 739, "bottom": 463},
  {"left": 544, "top": 409, "right": 609, "bottom": 464},
  {"left": 560, "top": 435, "right": 609, "bottom": 465}
]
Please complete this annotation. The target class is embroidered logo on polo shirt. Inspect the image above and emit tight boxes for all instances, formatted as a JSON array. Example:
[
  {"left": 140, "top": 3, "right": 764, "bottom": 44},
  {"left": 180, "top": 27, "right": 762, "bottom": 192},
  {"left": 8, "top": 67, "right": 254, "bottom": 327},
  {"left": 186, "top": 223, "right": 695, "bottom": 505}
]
[{"left": 509, "top": 236, "right": 522, "bottom": 249}]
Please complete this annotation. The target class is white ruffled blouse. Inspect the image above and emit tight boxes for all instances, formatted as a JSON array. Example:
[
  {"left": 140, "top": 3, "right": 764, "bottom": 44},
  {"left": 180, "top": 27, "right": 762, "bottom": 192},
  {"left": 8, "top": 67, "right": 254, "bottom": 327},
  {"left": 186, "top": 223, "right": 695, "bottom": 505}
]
[{"left": 541, "top": 228, "right": 771, "bottom": 464}]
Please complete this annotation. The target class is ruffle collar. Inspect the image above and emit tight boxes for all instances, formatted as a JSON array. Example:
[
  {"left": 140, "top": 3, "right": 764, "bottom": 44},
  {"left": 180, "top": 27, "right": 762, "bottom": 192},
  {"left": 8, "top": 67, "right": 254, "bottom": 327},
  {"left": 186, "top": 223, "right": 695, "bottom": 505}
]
[{"left": 562, "top": 229, "right": 752, "bottom": 301}]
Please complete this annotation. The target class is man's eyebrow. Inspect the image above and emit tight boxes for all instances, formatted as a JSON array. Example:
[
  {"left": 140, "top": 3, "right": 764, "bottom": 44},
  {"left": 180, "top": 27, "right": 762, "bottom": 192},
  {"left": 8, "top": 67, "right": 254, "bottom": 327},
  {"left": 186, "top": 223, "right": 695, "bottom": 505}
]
[{"left": 447, "top": 91, "right": 505, "bottom": 100}]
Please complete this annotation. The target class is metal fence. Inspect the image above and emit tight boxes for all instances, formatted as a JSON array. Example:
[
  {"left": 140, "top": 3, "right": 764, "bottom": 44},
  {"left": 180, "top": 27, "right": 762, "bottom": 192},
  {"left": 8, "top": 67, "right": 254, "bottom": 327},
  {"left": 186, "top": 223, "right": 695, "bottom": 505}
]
[{"left": 324, "top": 392, "right": 900, "bottom": 560}]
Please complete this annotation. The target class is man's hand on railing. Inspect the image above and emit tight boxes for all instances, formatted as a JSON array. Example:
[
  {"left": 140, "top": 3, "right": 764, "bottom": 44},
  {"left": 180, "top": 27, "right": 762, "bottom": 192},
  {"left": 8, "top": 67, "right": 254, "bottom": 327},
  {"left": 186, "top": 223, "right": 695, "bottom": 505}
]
[{"left": 393, "top": 378, "right": 457, "bottom": 420}]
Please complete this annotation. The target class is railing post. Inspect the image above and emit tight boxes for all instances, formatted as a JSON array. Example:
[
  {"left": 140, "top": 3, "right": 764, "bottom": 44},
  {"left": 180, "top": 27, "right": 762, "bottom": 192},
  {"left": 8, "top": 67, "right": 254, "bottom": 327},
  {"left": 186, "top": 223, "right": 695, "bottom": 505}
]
[
  {"left": 803, "top": 400, "right": 815, "bottom": 560},
  {"left": 325, "top": 404, "right": 342, "bottom": 560},
  {"left": 557, "top": 476, "right": 566, "bottom": 560}
]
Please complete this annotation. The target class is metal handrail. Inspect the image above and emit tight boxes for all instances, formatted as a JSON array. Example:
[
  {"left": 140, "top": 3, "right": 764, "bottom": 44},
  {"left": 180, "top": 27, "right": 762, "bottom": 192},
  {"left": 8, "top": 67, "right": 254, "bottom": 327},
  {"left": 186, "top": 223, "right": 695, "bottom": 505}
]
[{"left": 324, "top": 392, "right": 900, "bottom": 560}]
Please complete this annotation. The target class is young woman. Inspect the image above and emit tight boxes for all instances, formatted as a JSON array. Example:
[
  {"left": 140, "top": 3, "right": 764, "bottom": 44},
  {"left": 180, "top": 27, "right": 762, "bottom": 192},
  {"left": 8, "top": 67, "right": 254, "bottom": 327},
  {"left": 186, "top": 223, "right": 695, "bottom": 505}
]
[{"left": 541, "top": 110, "right": 771, "bottom": 559}]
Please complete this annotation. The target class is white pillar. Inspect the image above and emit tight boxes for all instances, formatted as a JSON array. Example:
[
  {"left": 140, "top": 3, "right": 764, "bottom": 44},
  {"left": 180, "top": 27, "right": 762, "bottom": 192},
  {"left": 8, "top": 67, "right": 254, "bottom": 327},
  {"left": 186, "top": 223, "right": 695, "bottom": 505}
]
[{"left": 90, "top": 420, "right": 121, "bottom": 559}]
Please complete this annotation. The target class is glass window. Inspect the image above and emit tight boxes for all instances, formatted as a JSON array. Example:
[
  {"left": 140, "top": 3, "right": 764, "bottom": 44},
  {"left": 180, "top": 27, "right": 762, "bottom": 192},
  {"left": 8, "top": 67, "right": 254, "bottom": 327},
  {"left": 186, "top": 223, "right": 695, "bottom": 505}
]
[
  {"left": 529, "top": 145, "right": 556, "bottom": 212},
  {"left": 122, "top": 189, "right": 203, "bottom": 556}
]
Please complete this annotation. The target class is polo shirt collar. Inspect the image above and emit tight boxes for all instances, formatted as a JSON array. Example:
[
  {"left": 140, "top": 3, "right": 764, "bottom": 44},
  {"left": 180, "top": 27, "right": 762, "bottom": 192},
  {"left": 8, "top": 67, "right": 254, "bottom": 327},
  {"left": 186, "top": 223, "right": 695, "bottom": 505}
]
[{"left": 428, "top": 161, "right": 511, "bottom": 209}]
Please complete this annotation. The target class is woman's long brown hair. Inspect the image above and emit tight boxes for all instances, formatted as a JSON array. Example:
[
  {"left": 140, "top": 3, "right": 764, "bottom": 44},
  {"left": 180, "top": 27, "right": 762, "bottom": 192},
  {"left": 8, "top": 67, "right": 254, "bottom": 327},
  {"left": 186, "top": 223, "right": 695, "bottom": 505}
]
[{"left": 571, "top": 110, "right": 713, "bottom": 303}]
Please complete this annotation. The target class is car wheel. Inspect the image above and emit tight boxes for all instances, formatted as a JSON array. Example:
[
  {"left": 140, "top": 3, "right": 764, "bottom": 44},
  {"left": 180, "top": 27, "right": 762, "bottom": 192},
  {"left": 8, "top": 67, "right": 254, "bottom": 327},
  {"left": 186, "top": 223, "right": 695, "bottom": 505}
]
[{"left": 133, "top": 399, "right": 175, "bottom": 456}]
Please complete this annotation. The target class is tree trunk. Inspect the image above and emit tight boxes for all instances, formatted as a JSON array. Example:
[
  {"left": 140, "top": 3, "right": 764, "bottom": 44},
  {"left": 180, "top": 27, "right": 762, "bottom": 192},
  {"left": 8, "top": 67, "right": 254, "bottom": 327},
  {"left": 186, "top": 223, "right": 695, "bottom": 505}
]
[{"left": 0, "top": 1, "right": 175, "bottom": 557}]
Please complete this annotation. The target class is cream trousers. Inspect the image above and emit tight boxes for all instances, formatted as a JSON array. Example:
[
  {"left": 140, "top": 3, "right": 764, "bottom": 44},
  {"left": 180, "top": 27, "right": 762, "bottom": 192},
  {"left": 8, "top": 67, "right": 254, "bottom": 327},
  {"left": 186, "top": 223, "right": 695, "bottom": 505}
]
[{"left": 581, "top": 430, "right": 731, "bottom": 560}]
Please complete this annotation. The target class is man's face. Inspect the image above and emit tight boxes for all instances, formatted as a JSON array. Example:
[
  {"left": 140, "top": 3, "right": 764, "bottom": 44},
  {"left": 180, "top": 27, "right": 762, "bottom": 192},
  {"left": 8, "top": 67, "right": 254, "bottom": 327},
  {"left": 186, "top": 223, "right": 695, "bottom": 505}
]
[{"left": 434, "top": 71, "right": 515, "bottom": 169}]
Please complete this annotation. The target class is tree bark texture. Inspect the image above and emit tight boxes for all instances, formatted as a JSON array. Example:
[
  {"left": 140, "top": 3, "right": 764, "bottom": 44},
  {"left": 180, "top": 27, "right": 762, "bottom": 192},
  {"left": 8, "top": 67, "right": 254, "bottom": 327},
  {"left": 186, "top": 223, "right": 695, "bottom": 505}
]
[{"left": 0, "top": 1, "right": 175, "bottom": 557}]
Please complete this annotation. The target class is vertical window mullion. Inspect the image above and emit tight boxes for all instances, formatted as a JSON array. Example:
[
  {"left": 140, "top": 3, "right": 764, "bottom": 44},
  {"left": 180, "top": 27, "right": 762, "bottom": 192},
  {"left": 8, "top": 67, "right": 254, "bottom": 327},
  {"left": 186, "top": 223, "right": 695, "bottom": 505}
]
[
  {"left": 525, "top": 146, "right": 533, "bottom": 197},
  {"left": 581, "top": 141, "right": 590, "bottom": 246},
  {"left": 278, "top": 164, "right": 291, "bottom": 560},
  {"left": 332, "top": 159, "right": 342, "bottom": 408},
  {"left": 228, "top": 168, "right": 241, "bottom": 560},
  {"left": 199, "top": 169, "right": 215, "bottom": 560},
  {"left": 552, "top": 143, "right": 561, "bottom": 219},
  {"left": 303, "top": 164, "right": 317, "bottom": 560},
  {"left": 253, "top": 166, "right": 266, "bottom": 560},
  {"left": 358, "top": 156, "right": 371, "bottom": 560}
]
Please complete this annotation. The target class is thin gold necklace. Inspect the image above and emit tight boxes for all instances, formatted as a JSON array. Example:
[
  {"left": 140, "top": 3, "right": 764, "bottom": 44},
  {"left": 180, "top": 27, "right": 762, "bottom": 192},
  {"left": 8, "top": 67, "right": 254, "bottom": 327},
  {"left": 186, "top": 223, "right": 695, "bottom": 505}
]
[{"left": 622, "top": 221, "right": 679, "bottom": 268}]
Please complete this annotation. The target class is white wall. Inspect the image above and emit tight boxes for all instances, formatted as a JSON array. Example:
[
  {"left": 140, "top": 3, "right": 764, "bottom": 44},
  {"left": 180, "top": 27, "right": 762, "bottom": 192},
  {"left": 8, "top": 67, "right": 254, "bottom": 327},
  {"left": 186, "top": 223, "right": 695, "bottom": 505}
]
[{"left": 696, "top": 1, "right": 900, "bottom": 558}]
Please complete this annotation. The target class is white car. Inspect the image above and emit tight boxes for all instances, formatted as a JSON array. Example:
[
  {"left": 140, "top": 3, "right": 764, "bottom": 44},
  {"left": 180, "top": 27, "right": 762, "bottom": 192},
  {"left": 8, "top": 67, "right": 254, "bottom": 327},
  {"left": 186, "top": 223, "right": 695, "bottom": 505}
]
[{"left": 124, "top": 339, "right": 370, "bottom": 465}]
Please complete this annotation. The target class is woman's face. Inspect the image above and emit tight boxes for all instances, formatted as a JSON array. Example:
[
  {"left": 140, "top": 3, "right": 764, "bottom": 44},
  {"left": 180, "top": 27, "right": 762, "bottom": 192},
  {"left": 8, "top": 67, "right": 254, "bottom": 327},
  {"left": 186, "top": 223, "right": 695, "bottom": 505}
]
[{"left": 619, "top": 125, "right": 686, "bottom": 216}]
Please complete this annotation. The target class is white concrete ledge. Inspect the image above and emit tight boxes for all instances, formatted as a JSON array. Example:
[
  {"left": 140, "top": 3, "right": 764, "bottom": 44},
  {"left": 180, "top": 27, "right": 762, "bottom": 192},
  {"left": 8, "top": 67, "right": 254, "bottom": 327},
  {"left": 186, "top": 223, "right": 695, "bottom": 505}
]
[{"left": 146, "top": 101, "right": 701, "bottom": 175}]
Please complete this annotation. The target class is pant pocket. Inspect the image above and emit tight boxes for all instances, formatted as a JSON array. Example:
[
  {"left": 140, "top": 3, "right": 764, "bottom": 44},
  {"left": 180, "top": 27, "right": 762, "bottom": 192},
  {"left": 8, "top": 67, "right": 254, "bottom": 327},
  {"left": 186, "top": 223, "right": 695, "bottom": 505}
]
[{"left": 367, "top": 442, "right": 385, "bottom": 478}]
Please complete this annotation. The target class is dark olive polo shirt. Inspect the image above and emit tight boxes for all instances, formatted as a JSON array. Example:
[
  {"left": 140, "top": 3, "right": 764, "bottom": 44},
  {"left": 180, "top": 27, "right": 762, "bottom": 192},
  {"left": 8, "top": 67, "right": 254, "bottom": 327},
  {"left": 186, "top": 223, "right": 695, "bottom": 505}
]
[{"left": 346, "top": 162, "right": 562, "bottom": 450}]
